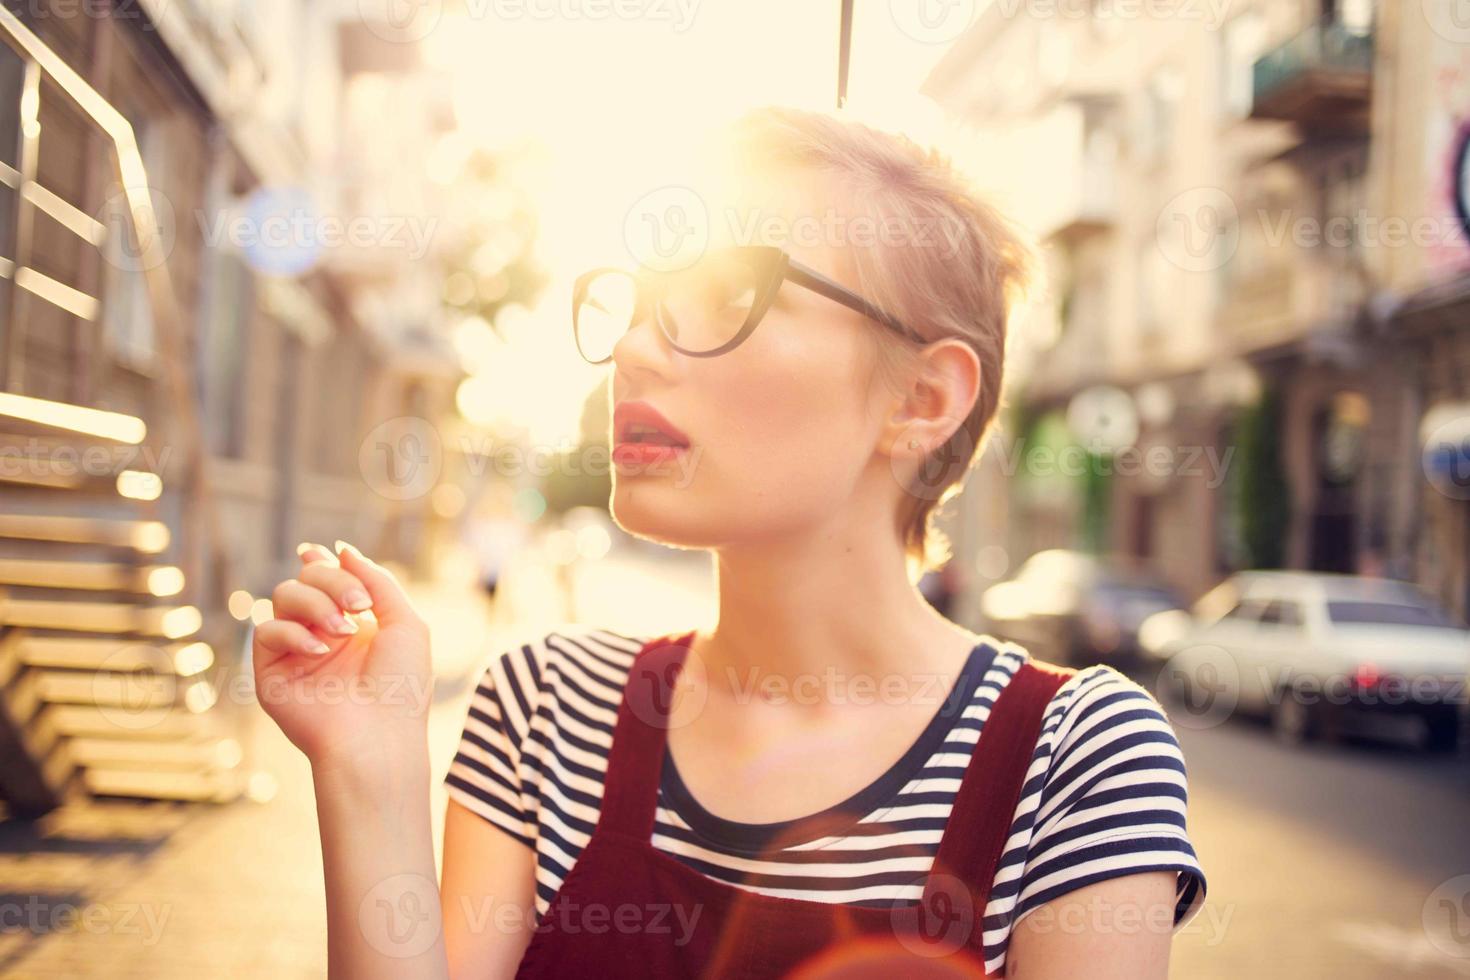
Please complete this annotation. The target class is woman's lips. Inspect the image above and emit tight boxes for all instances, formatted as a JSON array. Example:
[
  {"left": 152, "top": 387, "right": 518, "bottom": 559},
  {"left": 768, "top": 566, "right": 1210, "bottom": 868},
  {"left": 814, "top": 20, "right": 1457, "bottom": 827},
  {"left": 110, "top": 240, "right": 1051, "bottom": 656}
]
[{"left": 612, "top": 443, "right": 689, "bottom": 468}]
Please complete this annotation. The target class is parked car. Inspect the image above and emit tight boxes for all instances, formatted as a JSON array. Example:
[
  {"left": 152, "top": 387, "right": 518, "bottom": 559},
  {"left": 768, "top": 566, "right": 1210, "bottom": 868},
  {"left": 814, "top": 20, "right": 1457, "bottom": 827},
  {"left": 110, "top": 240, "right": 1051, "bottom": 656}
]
[
  {"left": 1147, "top": 571, "right": 1470, "bottom": 750},
  {"left": 979, "top": 549, "right": 1188, "bottom": 669}
]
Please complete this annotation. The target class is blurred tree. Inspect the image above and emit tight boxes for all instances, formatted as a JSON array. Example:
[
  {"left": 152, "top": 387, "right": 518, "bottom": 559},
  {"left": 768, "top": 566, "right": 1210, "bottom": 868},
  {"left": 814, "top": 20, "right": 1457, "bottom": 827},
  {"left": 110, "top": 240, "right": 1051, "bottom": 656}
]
[
  {"left": 543, "top": 454, "right": 612, "bottom": 514},
  {"left": 1234, "top": 387, "right": 1291, "bottom": 569},
  {"left": 542, "top": 379, "right": 613, "bottom": 516},
  {"left": 437, "top": 146, "right": 547, "bottom": 340},
  {"left": 1080, "top": 450, "right": 1112, "bottom": 554}
]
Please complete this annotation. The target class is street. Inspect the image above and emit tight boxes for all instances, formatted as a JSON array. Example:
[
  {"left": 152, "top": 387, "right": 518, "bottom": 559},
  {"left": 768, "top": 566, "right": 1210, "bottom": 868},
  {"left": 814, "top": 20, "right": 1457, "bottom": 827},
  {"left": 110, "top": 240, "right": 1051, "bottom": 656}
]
[
  {"left": 1, "top": 549, "right": 1467, "bottom": 977},
  {"left": 1167, "top": 706, "right": 1470, "bottom": 977}
]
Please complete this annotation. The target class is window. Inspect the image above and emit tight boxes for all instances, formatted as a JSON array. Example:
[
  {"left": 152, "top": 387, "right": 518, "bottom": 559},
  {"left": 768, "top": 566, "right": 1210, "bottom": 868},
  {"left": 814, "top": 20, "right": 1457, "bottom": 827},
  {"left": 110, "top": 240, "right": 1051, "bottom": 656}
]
[
  {"left": 100, "top": 109, "right": 165, "bottom": 368},
  {"left": 1222, "top": 598, "right": 1267, "bottom": 622},
  {"left": 1140, "top": 64, "right": 1184, "bottom": 165},
  {"left": 1326, "top": 601, "right": 1460, "bottom": 629},
  {"left": 1258, "top": 599, "right": 1303, "bottom": 627},
  {"left": 200, "top": 250, "right": 253, "bottom": 458},
  {"left": 1221, "top": 10, "right": 1266, "bottom": 119}
]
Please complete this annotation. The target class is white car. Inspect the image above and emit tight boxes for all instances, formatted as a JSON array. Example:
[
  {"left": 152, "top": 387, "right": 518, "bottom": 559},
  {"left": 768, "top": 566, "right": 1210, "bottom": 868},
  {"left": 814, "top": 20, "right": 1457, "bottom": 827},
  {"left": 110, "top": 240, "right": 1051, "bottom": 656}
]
[{"left": 1147, "top": 571, "right": 1470, "bottom": 750}]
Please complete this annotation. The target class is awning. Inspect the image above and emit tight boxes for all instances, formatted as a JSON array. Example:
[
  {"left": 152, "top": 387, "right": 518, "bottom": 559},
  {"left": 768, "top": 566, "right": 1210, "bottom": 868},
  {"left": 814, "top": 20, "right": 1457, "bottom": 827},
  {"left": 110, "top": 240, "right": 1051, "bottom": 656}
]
[{"left": 1389, "top": 271, "right": 1470, "bottom": 335}]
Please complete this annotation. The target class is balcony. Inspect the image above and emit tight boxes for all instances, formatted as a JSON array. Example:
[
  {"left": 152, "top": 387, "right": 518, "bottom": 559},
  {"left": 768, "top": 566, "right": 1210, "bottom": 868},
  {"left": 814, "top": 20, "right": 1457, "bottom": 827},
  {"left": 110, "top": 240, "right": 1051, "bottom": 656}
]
[
  {"left": 1031, "top": 98, "right": 1119, "bottom": 241},
  {"left": 1251, "top": 17, "right": 1373, "bottom": 133}
]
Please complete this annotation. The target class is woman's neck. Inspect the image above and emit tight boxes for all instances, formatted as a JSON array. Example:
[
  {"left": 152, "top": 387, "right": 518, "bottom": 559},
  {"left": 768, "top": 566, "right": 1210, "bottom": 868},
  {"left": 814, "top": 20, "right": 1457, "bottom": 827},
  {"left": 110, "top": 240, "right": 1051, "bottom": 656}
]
[{"left": 694, "top": 521, "right": 977, "bottom": 707}]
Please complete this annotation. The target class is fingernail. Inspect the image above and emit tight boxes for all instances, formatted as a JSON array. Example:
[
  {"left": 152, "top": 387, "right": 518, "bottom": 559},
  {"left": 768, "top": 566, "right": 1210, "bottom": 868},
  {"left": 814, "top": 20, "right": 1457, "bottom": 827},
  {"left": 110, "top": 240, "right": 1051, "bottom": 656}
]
[
  {"left": 296, "top": 542, "right": 314, "bottom": 556},
  {"left": 342, "top": 589, "right": 372, "bottom": 612},
  {"left": 327, "top": 613, "right": 358, "bottom": 636},
  {"left": 307, "top": 638, "right": 331, "bottom": 655},
  {"left": 334, "top": 539, "right": 361, "bottom": 559}
]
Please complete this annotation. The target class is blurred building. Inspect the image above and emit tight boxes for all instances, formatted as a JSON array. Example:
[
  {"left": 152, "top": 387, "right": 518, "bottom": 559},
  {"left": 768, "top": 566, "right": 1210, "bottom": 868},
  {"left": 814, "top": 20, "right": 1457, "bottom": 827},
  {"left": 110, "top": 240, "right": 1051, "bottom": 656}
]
[
  {"left": 0, "top": 1, "right": 460, "bottom": 814},
  {"left": 927, "top": 0, "right": 1470, "bottom": 621},
  {"left": 1368, "top": 2, "right": 1470, "bottom": 623}
]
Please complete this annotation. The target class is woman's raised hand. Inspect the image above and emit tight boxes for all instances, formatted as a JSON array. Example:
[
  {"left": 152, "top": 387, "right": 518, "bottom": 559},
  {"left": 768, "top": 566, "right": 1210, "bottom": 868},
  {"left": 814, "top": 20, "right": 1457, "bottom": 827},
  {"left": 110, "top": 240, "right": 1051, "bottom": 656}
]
[{"left": 252, "top": 540, "right": 433, "bottom": 775}]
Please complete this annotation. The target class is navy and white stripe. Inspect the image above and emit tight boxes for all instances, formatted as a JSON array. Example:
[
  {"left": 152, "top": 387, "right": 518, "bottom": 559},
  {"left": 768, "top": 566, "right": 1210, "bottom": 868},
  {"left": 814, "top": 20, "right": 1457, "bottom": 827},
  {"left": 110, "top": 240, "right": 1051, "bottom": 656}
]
[{"left": 444, "top": 628, "right": 1207, "bottom": 974}]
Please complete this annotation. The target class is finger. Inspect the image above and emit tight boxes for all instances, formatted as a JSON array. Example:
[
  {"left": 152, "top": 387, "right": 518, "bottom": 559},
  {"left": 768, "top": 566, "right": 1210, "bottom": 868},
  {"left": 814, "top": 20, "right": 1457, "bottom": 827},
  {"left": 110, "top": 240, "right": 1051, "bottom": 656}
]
[
  {"left": 299, "top": 561, "right": 374, "bottom": 613},
  {"left": 297, "top": 541, "right": 338, "bottom": 567},
  {"left": 254, "top": 618, "right": 332, "bottom": 658},
  {"left": 271, "top": 578, "right": 360, "bottom": 637},
  {"left": 334, "top": 539, "right": 419, "bottom": 628}
]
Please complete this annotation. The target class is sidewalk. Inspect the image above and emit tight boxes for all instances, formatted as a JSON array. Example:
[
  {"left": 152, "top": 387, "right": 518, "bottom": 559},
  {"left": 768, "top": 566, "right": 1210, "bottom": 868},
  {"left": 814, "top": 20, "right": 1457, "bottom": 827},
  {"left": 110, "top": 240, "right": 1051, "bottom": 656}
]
[
  {"left": 0, "top": 546, "right": 714, "bottom": 978},
  {"left": 0, "top": 576, "right": 520, "bottom": 979}
]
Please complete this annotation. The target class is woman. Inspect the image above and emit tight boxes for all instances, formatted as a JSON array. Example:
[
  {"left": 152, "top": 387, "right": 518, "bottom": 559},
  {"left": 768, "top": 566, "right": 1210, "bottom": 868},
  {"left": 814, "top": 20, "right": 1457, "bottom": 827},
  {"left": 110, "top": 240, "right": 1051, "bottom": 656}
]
[{"left": 254, "top": 107, "right": 1206, "bottom": 978}]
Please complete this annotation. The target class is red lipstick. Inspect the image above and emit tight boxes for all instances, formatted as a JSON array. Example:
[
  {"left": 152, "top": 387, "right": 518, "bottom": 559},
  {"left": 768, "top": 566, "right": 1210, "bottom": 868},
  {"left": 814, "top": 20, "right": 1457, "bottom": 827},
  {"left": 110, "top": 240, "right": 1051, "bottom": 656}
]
[{"left": 612, "top": 401, "right": 691, "bottom": 469}]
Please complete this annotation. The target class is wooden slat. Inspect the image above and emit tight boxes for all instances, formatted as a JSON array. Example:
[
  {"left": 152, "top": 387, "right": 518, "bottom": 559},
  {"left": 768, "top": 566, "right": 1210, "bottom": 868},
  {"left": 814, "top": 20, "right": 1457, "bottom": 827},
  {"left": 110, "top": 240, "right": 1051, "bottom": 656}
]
[
  {"left": 16, "top": 634, "right": 212, "bottom": 674},
  {"left": 47, "top": 703, "right": 204, "bottom": 739},
  {"left": 0, "top": 632, "right": 76, "bottom": 813},
  {"left": 0, "top": 597, "right": 200, "bottom": 637},
  {"left": 83, "top": 766, "right": 242, "bottom": 804},
  {"left": 33, "top": 670, "right": 215, "bottom": 710},
  {"left": 0, "top": 558, "right": 181, "bottom": 593},
  {"left": 68, "top": 736, "right": 240, "bottom": 771},
  {"left": 0, "top": 514, "right": 169, "bottom": 551}
]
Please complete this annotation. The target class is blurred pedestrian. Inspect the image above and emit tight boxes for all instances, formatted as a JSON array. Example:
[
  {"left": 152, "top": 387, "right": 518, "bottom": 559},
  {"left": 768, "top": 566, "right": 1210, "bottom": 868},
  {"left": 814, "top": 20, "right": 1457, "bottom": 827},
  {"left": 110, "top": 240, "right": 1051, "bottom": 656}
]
[{"left": 466, "top": 506, "right": 527, "bottom": 608}]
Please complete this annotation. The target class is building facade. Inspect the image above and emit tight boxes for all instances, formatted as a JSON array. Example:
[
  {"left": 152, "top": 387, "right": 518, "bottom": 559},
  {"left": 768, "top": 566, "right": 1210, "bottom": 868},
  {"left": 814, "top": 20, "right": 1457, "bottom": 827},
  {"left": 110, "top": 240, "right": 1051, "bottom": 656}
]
[
  {"left": 0, "top": 1, "right": 461, "bottom": 812},
  {"left": 926, "top": 0, "right": 1469, "bottom": 622}
]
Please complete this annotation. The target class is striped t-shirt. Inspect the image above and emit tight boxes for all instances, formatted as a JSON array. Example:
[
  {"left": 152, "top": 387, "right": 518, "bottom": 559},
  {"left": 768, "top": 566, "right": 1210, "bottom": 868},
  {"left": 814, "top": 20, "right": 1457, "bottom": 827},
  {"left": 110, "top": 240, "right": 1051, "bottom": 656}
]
[{"left": 444, "top": 628, "right": 1207, "bottom": 974}]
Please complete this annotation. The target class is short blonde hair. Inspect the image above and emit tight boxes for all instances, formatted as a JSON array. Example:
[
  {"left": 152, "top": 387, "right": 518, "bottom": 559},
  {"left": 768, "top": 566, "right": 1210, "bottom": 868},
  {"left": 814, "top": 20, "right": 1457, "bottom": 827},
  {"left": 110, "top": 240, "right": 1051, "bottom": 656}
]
[{"left": 724, "top": 106, "right": 1037, "bottom": 579}]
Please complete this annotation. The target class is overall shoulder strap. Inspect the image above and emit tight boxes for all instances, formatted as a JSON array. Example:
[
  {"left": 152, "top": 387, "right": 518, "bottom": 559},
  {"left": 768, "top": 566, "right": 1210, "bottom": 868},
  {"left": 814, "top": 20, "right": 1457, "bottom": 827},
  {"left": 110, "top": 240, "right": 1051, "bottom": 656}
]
[
  {"left": 596, "top": 630, "right": 699, "bottom": 838},
  {"left": 926, "top": 658, "right": 1076, "bottom": 912}
]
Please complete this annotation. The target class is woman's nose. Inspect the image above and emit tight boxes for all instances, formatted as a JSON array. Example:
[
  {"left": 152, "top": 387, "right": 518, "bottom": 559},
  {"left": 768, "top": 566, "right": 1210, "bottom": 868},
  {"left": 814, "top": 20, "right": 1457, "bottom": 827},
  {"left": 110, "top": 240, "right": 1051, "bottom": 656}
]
[{"left": 610, "top": 308, "right": 675, "bottom": 376}]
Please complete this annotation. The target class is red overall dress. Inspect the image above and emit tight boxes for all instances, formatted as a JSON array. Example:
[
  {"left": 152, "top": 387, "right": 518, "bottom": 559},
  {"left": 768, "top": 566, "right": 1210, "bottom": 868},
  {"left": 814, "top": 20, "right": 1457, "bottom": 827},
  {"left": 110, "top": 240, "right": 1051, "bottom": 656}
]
[{"left": 512, "top": 630, "right": 1074, "bottom": 979}]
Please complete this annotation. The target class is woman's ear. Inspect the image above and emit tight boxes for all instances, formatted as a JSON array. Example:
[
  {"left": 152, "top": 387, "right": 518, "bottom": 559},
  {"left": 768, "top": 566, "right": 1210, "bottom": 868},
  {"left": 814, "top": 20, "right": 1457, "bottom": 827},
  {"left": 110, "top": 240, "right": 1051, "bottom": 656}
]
[{"left": 878, "top": 338, "right": 982, "bottom": 460}]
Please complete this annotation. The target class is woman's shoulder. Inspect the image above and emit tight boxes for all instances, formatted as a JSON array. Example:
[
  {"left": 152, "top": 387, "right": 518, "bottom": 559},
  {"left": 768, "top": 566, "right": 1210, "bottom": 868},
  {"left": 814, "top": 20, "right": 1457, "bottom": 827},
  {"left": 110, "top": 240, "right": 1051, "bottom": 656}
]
[
  {"left": 986, "top": 642, "right": 1186, "bottom": 763},
  {"left": 471, "top": 626, "right": 662, "bottom": 709}
]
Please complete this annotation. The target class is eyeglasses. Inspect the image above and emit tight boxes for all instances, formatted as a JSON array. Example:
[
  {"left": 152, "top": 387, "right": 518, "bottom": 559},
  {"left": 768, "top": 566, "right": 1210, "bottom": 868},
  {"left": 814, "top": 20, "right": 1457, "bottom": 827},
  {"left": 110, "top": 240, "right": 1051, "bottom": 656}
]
[{"left": 571, "top": 244, "right": 925, "bottom": 365}]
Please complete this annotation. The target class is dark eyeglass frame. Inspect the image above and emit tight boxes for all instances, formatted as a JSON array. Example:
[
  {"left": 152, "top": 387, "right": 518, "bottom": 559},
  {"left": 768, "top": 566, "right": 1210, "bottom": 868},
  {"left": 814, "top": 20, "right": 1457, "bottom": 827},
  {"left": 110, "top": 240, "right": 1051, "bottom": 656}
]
[{"left": 572, "top": 244, "right": 926, "bottom": 365}]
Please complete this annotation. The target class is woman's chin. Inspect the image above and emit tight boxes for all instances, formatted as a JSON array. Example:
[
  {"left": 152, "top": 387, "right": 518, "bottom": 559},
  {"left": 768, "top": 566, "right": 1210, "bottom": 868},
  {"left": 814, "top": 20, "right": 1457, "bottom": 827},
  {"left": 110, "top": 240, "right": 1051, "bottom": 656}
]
[{"left": 609, "top": 498, "right": 711, "bottom": 552}]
